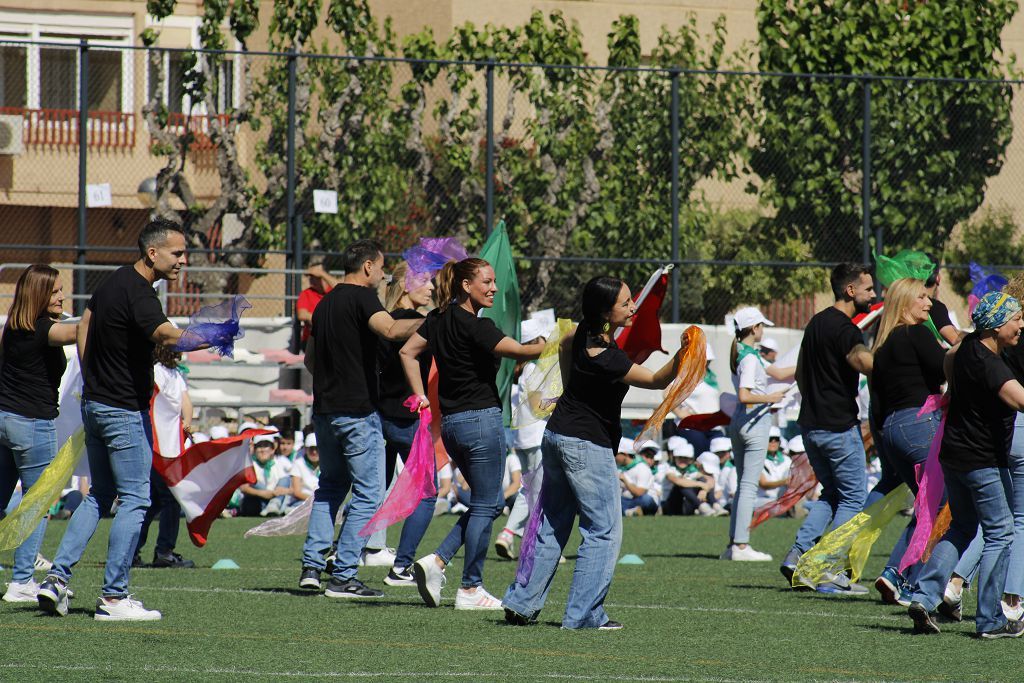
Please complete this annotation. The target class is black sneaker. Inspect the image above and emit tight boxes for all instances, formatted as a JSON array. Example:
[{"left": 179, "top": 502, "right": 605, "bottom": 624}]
[
  {"left": 980, "top": 620, "right": 1024, "bottom": 639},
  {"left": 936, "top": 598, "right": 962, "bottom": 622},
  {"left": 299, "top": 567, "right": 321, "bottom": 590},
  {"left": 598, "top": 620, "right": 624, "bottom": 630},
  {"left": 324, "top": 578, "right": 384, "bottom": 599},
  {"left": 131, "top": 553, "right": 145, "bottom": 568},
  {"left": 37, "top": 576, "right": 69, "bottom": 617},
  {"left": 384, "top": 567, "right": 415, "bottom": 587},
  {"left": 151, "top": 551, "right": 195, "bottom": 569},
  {"left": 504, "top": 607, "right": 536, "bottom": 626},
  {"left": 908, "top": 601, "right": 940, "bottom": 635}
]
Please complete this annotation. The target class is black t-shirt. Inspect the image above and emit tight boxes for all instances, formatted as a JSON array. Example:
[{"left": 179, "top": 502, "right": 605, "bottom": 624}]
[
  {"left": 871, "top": 324, "right": 946, "bottom": 421},
  {"left": 941, "top": 332, "right": 1016, "bottom": 471},
  {"left": 929, "top": 297, "right": 953, "bottom": 332},
  {"left": 0, "top": 317, "right": 68, "bottom": 420},
  {"left": 546, "top": 328, "right": 634, "bottom": 449},
  {"left": 419, "top": 305, "right": 506, "bottom": 415},
  {"left": 376, "top": 308, "right": 430, "bottom": 420},
  {"left": 797, "top": 307, "right": 865, "bottom": 431},
  {"left": 1003, "top": 342, "right": 1024, "bottom": 386},
  {"left": 311, "top": 283, "right": 386, "bottom": 415},
  {"left": 83, "top": 266, "right": 168, "bottom": 412}
]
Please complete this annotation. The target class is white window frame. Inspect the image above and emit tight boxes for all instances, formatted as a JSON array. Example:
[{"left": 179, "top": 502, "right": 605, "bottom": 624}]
[{"left": 0, "top": 10, "right": 133, "bottom": 112}]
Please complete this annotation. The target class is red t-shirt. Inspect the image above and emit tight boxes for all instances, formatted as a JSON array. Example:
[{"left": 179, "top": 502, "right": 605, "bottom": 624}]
[{"left": 297, "top": 286, "right": 329, "bottom": 341}]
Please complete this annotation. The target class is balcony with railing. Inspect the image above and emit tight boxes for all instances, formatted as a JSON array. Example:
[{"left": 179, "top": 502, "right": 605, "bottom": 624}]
[
  {"left": 162, "top": 112, "right": 231, "bottom": 151},
  {"left": 0, "top": 107, "right": 136, "bottom": 150}
]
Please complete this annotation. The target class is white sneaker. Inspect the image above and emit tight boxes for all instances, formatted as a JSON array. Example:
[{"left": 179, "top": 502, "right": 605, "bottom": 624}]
[
  {"left": 359, "top": 547, "right": 397, "bottom": 567},
  {"left": 697, "top": 503, "right": 713, "bottom": 516},
  {"left": 944, "top": 582, "right": 963, "bottom": 606},
  {"left": 495, "top": 530, "right": 516, "bottom": 560},
  {"left": 3, "top": 580, "right": 39, "bottom": 603},
  {"left": 413, "top": 554, "right": 446, "bottom": 608},
  {"left": 34, "top": 555, "right": 53, "bottom": 572},
  {"left": 727, "top": 544, "right": 773, "bottom": 562},
  {"left": 711, "top": 503, "right": 729, "bottom": 517},
  {"left": 454, "top": 586, "right": 503, "bottom": 611},
  {"left": 1002, "top": 598, "right": 1024, "bottom": 622},
  {"left": 450, "top": 503, "right": 469, "bottom": 515},
  {"left": 94, "top": 595, "right": 162, "bottom": 621}
]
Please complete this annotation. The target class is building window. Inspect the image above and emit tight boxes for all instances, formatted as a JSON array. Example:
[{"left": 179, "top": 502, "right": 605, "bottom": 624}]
[
  {"left": 148, "top": 50, "right": 236, "bottom": 114},
  {"left": 0, "top": 44, "right": 26, "bottom": 107},
  {"left": 39, "top": 46, "right": 76, "bottom": 109}
]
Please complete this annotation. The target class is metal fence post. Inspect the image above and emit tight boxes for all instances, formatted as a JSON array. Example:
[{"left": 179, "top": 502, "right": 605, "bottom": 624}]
[
  {"left": 861, "top": 75, "right": 872, "bottom": 265},
  {"left": 76, "top": 39, "right": 89, "bottom": 315},
  {"left": 285, "top": 46, "right": 298, "bottom": 324},
  {"left": 670, "top": 69, "right": 681, "bottom": 324},
  {"left": 485, "top": 60, "right": 495, "bottom": 237}
]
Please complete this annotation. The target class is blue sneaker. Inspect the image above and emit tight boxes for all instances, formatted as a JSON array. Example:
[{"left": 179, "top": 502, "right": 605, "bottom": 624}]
[
  {"left": 896, "top": 586, "right": 913, "bottom": 608},
  {"left": 874, "top": 566, "right": 906, "bottom": 605}
]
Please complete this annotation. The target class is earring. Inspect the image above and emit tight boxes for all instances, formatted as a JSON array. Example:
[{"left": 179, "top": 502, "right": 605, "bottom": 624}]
[{"left": 602, "top": 321, "right": 611, "bottom": 333}]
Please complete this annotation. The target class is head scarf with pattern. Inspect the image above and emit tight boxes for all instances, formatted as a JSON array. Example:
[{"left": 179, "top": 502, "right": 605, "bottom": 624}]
[{"left": 971, "top": 291, "right": 1022, "bottom": 331}]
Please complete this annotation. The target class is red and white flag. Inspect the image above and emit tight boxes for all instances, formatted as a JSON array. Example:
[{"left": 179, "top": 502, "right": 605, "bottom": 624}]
[
  {"left": 615, "top": 265, "right": 673, "bottom": 364},
  {"left": 153, "top": 431, "right": 268, "bottom": 547}
]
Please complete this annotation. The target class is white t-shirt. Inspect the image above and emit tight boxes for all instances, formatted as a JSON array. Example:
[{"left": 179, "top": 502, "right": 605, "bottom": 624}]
[
  {"left": 512, "top": 365, "right": 547, "bottom": 450},
  {"left": 289, "top": 456, "right": 320, "bottom": 498},
  {"left": 733, "top": 352, "right": 768, "bottom": 396},
  {"left": 621, "top": 459, "right": 654, "bottom": 500},
  {"left": 682, "top": 380, "right": 720, "bottom": 415},
  {"left": 501, "top": 452, "right": 523, "bottom": 493},
  {"left": 758, "top": 454, "right": 792, "bottom": 503},
  {"left": 253, "top": 457, "right": 291, "bottom": 490},
  {"left": 717, "top": 462, "right": 737, "bottom": 505},
  {"left": 650, "top": 462, "right": 669, "bottom": 504},
  {"left": 152, "top": 364, "right": 188, "bottom": 458}
]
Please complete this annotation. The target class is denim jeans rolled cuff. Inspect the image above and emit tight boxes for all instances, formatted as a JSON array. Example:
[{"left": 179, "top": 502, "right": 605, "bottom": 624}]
[
  {"left": 301, "top": 411, "right": 385, "bottom": 580},
  {"left": 911, "top": 465, "right": 1012, "bottom": 633},
  {"left": 435, "top": 407, "right": 506, "bottom": 588},
  {"left": 0, "top": 410, "right": 58, "bottom": 583},
  {"left": 502, "top": 431, "right": 621, "bottom": 629},
  {"left": 727, "top": 407, "right": 770, "bottom": 545},
  {"left": 791, "top": 425, "right": 867, "bottom": 555},
  {"left": 51, "top": 401, "right": 152, "bottom": 597}
]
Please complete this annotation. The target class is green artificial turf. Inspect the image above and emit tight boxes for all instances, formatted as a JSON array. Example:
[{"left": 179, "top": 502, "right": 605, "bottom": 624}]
[{"left": 0, "top": 513, "right": 1019, "bottom": 681}]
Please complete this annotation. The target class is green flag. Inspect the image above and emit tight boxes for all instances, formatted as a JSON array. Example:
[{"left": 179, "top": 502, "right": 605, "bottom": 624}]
[{"left": 479, "top": 220, "right": 521, "bottom": 428}]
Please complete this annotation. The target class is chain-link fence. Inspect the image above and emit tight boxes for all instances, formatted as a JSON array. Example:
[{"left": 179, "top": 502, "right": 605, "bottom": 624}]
[{"left": 3, "top": 39, "right": 1024, "bottom": 333}]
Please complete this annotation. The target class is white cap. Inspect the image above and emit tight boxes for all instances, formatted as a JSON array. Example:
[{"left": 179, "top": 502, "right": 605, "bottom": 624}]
[
  {"left": 668, "top": 436, "right": 694, "bottom": 458},
  {"left": 710, "top": 436, "right": 732, "bottom": 453},
  {"left": 190, "top": 432, "right": 210, "bottom": 444},
  {"left": 697, "top": 451, "right": 719, "bottom": 472},
  {"left": 253, "top": 434, "right": 276, "bottom": 447},
  {"left": 209, "top": 425, "right": 230, "bottom": 440},
  {"left": 788, "top": 435, "right": 805, "bottom": 453},
  {"left": 705, "top": 342, "right": 716, "bottom": 361},
  {"left": 520, "top": 318, "right": 546, "bottom": 343},
  {"left": 304, "top": 432, "right": 317, "bottom": 448},
  {"left": 617, "top": 437, "right": 635, "bottom": 455},
  {"left": 636, "top": 440, "right": 660, "bottom": 456},
  {"left": 769, "top": 426, "right": 782, "bottom": 440},
  {"left": 732, "top": 306, "right": 774, "bottom": 332},
  {"left": 759, "top": 337, "right": 780, "bottom": 353},
  {"left": 238, "top": 421, "right": 260, "bottom": 433}
]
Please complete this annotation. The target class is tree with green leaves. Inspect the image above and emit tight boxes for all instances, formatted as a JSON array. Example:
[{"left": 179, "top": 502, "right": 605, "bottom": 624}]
[{"left": 753, "top": 0, "right": 1018, "bottom": 261}]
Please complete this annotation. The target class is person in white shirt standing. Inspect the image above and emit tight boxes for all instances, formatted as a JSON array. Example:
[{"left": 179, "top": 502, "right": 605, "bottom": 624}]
[{"left": 722, "top": 308, "right": 793, "bottom": 562}]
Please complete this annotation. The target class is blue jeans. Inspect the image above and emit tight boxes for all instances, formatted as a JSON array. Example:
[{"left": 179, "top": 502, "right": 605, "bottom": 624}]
[
  {"left": 621, "top": 493, "right": 658, "bottom": 516},
  {"left": 727, "top": 405, "right": 771, "bottom": 545},
  {"left": 880, "top": 407, "right": 940, "bottom": 576},
  {"left": 136, "top": 466, "right": 181, "bottom": 556},
  {"left": 435, "top": 407, "right": 505, "bottom": 589},
  {"left": 911, "top": 465, "right": 1013, "bottom": 633},
  {"left": 302, "top": 411, "right": 385, "bottom": 581},
  {"left": 51, "top": 401, "right": 152, "bottom": 598},
  {"left": 790, "top": 425, "right": 867, "bottom": 555},
  {"left": 381, "top": 415, "right": 438, "bottom": 571},
  {"left": 0, "top": 411, "right": 57, "bottom": 583},
  {"left": 502, "top": 431, "right": 622, "bottom": 629}
]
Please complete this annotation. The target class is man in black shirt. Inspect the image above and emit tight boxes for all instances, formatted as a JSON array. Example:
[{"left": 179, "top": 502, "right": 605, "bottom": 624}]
[
  {"left": 39, "top": 220, "right": 189, "bottom": 622},
  {"left": 781, "top": 263, "right": 875, "bottom": 594},
  {"left": 298, "top": 239, "right": 424, "bottom": 599}
]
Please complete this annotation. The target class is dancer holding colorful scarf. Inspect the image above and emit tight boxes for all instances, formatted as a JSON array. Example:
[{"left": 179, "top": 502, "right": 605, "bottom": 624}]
[
  {"left": 907, "top": 291, "right": 1024, "bottom": 638},
  {"left": 501, "top": 276, "right": 696, "bottom": 630},
  {"left": 722, "top": 307, "right": 793, "bottom": 562}
]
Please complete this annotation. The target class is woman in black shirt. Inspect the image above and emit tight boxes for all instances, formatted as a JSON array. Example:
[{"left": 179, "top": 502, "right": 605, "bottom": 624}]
[
  {"left": 0, "top": 265, "right": 78, "bottom": 602},
  {"left": 502, "top": 276, "right": 690, "bottom": 630},
  {"left": 868, "top": 278, "right": 946, "bottom": 605},
  {"left": 906, "top": 291, "right": 1024, "bottom": 638},
  {"left": 373, "top": 261, "right": 436, "bottom": 586},
  {"left": 400, "top": 257, "right": 542, "bottom": 610}
]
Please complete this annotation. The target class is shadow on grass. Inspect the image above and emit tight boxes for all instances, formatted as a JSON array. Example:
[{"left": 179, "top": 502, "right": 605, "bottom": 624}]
[
  {"left": 639, "top": 552, "right": 719, "bottom": 560},
  {"left": 861, "top": 622, "right": 920, "bottom": 635}
]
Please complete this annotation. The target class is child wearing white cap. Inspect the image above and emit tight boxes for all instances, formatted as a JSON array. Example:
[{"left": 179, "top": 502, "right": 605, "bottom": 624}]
[
  {"left": 617, "top": 441, "right": 660, "bottom": 516},
  {"left": 288, "top": 432, "right": 321, "bottom": 508},
  {"left": 723, "top": 307, "right": 795, "bottom": 561},
  {"left": 662, "top": 437, "right": 715, "bottom": 515},
  {"left": 757, "top": 427, "right": 791, "bottom": 506}
]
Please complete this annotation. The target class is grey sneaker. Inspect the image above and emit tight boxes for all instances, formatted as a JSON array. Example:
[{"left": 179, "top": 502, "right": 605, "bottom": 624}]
[
  {"left": 779, "top": 549, "right": 800, "bottom": 585},
  {"left": 298, "top": 567, "right": 321, "bottom": 590},
  {"left": 815, "top": 572, "right": 869, "bottom": 596},
  {"left": 37, "top": 576, "right": 69, "bottom": 617},
  {"left": 323, "top": 578, "right": 383, "bottom": 599},
  {"left": 979, "top": 619, "right": 1024, "bottom": 639}
]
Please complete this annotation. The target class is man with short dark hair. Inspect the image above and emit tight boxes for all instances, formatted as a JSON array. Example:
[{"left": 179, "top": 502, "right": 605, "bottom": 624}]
[
  {"left": 780, "top": 263, "right": 875, "bottom": 594},
  {"left": 297, "top": 239, "right": 423, "bottom": 598},
  {"left": 38, "top": 219, "right": 190, "bottom": 621},
  {"left": 921, "top": 254, "right": 963, "bottom": 345}
]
